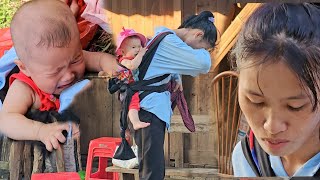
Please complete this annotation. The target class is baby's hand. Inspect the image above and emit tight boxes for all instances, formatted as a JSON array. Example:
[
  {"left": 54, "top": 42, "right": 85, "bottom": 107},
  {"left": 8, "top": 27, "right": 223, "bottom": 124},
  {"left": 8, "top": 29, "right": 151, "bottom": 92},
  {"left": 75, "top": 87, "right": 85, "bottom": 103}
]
[
  {"left": 60, "top": 0, "right": 79, "bottom": 17},
  {"left": 138, "top": 47, "right": 147, "bottom": 56},
  {"left": 37, "top": 122, "right": 78, "bottom": 151},
  {"left": 69, "top": 0, "right": 80, "bottom": 17}
]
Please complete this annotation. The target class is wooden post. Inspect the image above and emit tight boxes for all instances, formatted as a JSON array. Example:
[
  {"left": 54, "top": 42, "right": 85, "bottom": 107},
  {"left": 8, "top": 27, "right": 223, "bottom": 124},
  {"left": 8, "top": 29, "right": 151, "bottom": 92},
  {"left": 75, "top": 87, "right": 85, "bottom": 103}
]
[
  {"left": 23, "top": 142, "right": 32, "bottom": 180},
  {"left": 9, "top": 141, "right": 24, "bottom": 180},
  {"left": 55, "top": 146, "right": 65, "bottom": 172},
  {"left": 173, "top": 133, "right": 184, "bottom": 168},
  {"left": 164, "top": 131, "right": 170, "bottom": 166},
  {"left": 212, "top": 3, "right": 262, "bottom": 71},
  {"left": 0, "top": 136, "right": 11, "bottom": 179},
  {"left": 76, "top": 136, "right": 82, "bottom": 171},
  {"left": 32, "top": 145, "right": 44, "bottom": 173}
]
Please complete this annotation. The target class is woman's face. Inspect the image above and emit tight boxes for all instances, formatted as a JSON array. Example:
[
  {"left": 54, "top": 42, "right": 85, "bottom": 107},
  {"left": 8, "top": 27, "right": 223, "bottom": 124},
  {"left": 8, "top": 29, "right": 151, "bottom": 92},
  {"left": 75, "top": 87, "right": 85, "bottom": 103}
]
[{"left": 238, "top": 60, "right": 320, "bottom": 157}]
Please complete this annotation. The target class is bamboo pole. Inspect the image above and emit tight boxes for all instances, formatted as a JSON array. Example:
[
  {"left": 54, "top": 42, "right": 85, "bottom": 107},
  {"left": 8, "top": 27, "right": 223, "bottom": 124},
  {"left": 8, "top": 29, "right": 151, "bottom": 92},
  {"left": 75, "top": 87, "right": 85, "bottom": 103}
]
[{"left": 211, "top": 3, "right": 262, "bottom": 71}]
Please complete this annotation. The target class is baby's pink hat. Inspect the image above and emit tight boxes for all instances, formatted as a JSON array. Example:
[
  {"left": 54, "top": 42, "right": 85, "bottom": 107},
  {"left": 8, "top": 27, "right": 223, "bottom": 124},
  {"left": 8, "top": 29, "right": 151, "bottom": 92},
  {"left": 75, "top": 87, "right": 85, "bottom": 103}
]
[{"left": 115, "top": 27, "right": 147, "bottom": 56}]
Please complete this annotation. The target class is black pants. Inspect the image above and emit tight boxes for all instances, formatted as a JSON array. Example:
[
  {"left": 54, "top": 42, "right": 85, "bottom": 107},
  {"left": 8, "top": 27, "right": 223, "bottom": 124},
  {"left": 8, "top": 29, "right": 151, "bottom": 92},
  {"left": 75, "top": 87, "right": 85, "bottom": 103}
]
[{"left": 134, "top": 109, "right": 166, "bottom": 180}]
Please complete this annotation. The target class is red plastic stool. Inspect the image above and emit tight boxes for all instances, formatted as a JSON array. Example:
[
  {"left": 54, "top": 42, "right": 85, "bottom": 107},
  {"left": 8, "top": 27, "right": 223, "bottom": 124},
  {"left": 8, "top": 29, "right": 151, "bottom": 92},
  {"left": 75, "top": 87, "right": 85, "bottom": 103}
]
[
  {"left": 31, "top": 172, "right": 80, "bottom": 180},
  {"left": 85, "top": 137, "right": 122, "bottom": 180}
]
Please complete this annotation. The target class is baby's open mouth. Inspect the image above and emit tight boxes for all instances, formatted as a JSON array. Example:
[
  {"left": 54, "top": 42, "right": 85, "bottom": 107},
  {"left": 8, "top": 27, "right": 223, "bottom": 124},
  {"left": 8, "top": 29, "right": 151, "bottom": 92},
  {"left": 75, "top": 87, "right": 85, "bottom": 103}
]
[{"left": 58, "top": 80, "right": 74, "bottom": 89}]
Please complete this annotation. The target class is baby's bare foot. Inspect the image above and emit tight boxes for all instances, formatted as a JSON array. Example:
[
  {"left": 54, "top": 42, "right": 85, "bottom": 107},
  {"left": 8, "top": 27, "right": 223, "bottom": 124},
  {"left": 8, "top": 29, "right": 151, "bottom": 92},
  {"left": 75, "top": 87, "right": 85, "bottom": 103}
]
[{"left": 133, "top": 121, "right": 150, "bottom": 130}]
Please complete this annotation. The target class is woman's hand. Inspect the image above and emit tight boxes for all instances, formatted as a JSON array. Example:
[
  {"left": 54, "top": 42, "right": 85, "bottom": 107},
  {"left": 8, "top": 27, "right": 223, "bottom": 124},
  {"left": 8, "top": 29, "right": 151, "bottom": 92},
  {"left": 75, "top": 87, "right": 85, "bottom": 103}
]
[{"left": 174, "top": 80, "right": 183, "bottom": 92}]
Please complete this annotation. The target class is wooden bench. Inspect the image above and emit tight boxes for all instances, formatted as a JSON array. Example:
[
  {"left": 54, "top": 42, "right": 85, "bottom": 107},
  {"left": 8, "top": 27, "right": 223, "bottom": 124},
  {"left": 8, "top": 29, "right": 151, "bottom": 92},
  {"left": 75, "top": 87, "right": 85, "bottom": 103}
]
[
  {"left": 106, "top": 166, "right": 219, "bottom": 180},
  {"left": 106, "top": 114, "right": 217, "bottom": 179}
]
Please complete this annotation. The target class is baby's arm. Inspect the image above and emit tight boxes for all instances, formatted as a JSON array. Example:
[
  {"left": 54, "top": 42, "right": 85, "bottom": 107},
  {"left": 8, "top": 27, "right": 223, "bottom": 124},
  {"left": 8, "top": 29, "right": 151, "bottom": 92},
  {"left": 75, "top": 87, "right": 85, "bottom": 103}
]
[
  {"left": 121, "top": 47, "right": 147, "bottom": 70},
  {"left": 83, "top": 50, "right": 120, "bottom": 76},
  {"left": 60, "top": 0, "right": 79, "bottom": 17},
  {"left": 0, "top": 80, "right": 69, "bottom": 151}
]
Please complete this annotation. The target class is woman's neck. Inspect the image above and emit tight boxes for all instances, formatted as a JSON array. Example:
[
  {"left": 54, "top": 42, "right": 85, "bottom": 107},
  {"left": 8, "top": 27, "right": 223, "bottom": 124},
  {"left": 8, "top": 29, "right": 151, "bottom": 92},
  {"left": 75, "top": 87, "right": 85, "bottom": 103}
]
[
  {"left": 281, "top": 128, "right": 320, "bottom": 176},
  {"left": 173, "top": 29, "right": 188, "bottom": 42}
]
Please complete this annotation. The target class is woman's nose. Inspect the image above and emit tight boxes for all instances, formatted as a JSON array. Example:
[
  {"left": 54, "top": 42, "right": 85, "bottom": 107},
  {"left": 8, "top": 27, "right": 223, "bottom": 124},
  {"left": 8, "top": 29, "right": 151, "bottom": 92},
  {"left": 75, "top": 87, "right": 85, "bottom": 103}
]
[{"left": 263, "top": 109, "right": 287, "bottom": 135}]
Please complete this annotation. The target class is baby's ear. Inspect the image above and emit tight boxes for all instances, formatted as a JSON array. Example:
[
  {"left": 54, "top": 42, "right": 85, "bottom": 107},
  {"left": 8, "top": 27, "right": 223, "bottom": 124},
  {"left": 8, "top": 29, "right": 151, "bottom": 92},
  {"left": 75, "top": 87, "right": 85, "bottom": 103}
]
[
  {"left": 121, "top": 49, "right": 126, "bottom": 55},
  {"left": 14, "top": 60, "right": 30, "bottom": 76}
]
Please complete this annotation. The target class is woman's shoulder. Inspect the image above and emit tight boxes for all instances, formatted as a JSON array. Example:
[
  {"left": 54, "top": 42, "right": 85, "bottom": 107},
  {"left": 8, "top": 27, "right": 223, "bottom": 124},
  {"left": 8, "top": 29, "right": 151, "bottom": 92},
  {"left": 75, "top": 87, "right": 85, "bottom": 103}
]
[
  {"left": 232, "top": 141, "right": 257, "bottom": 177},
  {"left": 154, "top": 26, "right": 174, "bottom": 34},
  {"left": 232, "top": 141, "right": 246, "bottom": 164},
  {"left": 152, "top": 26, "right": 179, "bottom": 43}
]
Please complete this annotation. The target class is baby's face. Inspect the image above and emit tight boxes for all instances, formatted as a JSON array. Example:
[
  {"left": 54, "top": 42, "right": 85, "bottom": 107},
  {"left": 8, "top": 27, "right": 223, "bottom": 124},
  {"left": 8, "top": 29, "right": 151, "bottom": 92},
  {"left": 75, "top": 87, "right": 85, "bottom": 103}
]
[
  {"left": 121, "top": 37, "right": 142, "bottom": 57},
  {"left": 26, "top": 39, "right": 85, "bottom": 95}
]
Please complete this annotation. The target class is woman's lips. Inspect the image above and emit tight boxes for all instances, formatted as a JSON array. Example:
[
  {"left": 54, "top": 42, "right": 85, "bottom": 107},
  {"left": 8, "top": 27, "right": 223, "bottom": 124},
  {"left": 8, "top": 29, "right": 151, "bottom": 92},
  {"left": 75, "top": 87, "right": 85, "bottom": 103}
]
[{"left": 263, "top": 138, "right": 289, "bottom": 149}]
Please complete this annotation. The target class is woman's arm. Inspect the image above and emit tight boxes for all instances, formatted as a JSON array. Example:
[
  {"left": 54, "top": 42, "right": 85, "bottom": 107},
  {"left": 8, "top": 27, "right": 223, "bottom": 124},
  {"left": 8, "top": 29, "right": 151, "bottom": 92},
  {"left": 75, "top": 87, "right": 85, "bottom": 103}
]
[{"left": 148, "top": 33, "right": 211, "bottom": 77}]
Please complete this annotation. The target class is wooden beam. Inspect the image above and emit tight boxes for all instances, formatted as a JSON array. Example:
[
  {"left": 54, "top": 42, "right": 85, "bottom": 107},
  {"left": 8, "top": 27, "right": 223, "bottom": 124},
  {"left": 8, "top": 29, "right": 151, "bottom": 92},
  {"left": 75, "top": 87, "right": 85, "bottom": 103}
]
[
  {"left": 106, "top": 166, "right": 219, "bottom": 178},
  {"left": 234, "top": 0, "right": 315, "bottom": 2},
  {"left": 169, "top": 115, "right": 213, "bottom": 133},
  {"left": 166, "top": 167, "right": 217, "bottom": 178},
  {"left": 211, "top": 3, "right": 262, "bottom": 71}
]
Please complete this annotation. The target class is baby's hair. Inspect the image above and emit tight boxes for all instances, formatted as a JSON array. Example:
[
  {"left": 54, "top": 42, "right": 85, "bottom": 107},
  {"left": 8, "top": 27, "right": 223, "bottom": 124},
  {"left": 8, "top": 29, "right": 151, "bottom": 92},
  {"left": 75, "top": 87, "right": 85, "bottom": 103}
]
[
  {"left": 10, "top": 0, "right": 77, "bottom": 60},
  {"left": 178, "top": 11, "right": 217, "bottom": 48},
  {"left": 231, "top": 3, "right": 320, "bottom": 111},
  {"left": 35, "top": 17, "right": 73, "bottom": 49}
]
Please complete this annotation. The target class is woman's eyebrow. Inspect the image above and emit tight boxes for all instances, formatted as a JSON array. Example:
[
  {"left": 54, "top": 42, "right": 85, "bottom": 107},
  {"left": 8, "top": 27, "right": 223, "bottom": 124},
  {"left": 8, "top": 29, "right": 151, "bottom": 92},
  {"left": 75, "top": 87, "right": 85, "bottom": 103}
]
[
  {"left": 285, "top": 94, "right": 308, "bottom": 100},
  {"left": 245, "top": 89, "right": 308, "bottom": 100},
  {"left": 245, "top": 89, "right": 263, "bottom": 97}
]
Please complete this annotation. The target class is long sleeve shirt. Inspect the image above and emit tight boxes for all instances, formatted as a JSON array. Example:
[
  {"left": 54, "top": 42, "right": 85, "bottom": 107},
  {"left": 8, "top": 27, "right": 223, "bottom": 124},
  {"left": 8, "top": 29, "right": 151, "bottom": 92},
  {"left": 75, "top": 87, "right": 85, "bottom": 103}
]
[
  {"left": 232, "top": 141, "right": 320, "bottom": 177},
  {"left": 139, "top": 27, "right": 211, "bottom": 128}
]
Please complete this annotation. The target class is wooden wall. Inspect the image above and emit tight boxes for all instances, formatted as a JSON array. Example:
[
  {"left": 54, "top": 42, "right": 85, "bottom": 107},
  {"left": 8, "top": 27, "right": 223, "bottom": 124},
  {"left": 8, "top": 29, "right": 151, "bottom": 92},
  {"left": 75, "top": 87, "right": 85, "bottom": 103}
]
[
  {"left": 77, "top": 0, "right": 239, "bottom": 168},
  {"left": 101, "top": 0, "right": 181, "bottom": 40}
]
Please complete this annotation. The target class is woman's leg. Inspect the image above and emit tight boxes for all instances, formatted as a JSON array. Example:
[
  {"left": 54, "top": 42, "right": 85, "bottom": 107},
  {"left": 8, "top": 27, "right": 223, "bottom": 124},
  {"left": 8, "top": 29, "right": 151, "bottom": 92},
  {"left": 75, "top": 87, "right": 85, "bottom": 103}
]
[{"left": 134, "top": 109, "right": 166, "bottom": 180}]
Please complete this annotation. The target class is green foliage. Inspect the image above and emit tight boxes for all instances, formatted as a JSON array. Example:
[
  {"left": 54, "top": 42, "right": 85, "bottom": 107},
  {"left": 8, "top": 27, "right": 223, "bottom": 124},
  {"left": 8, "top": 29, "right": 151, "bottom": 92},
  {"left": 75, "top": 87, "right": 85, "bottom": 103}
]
[{"left": 0, "top": 0, "right": 23, "bottom": 28}]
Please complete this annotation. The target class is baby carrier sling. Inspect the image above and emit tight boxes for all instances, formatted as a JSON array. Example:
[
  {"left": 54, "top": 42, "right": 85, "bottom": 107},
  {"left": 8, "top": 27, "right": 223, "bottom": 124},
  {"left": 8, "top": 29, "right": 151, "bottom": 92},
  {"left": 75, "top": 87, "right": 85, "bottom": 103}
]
[
  {"left": 241, "top": 130, "right": 320, "bottom": 177},
  {"left": 109, "top": 31, "right": 173, "bottom": 161},
  {"left": 0, "top": 65, "right": 19, "bottom": 103}
]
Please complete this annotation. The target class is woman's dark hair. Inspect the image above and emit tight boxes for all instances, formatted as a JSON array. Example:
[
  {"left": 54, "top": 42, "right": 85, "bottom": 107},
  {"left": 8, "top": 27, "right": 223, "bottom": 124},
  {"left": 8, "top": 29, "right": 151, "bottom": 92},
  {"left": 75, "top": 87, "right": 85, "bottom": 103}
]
[
  {"left": 179, "top": 11, "right": 217, "bottom": 48},
  {"left": 231, "top": 3, "right": 320, "bottom": 111}
]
